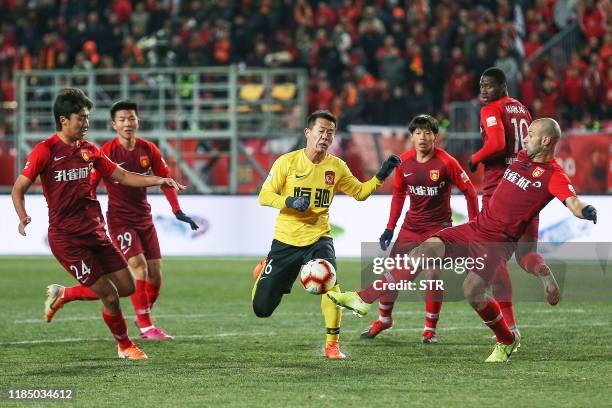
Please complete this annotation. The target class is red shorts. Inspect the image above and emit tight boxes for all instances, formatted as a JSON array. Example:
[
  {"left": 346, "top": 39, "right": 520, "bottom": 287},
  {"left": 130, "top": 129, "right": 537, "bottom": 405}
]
[
  {"left": 433, "top": 222, "right": 516, "bottom": 284},
  {"left": 107, "top": 222, "right": 161, "bottom": 260},
  {"left": 390, "top": 226, "right": 441, "bottom": 256},
  {"left": 48, "top": 229, "right": 128, "bottom": 287}
]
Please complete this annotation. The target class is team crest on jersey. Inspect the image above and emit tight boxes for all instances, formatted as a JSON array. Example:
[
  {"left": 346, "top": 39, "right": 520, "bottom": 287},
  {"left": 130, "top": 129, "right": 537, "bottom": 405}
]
[
  {"left": 532, "top": 167, "right": 545, "bottom": 178},
  {"left": 325, "top": 171, "right": 335, "bottom": 185},
  {"left": 140, "top": 155, "right": 150, "bottom": 168},
  {"left": 430, "top": 170, "right": 439, "bottom": 181},
  {"left": 81, "top": 149, "right": 92, "bottom": 162}
]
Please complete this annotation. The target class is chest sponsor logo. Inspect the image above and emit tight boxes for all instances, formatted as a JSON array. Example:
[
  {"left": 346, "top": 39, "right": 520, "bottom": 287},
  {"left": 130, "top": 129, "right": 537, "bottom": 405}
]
[
  {"left": 408, "top": 185, "right": 440, "bottom": 196},
  {"left": 140, "top": 155, "right": 150, "bottom": 168},
  {"left": 325, "top": 171, "right": 335, "bottom": 185},
  {"left": 430, "top": 170, "right": 439, "bottom": 181},
  {"left": 532, "top": 167, "right": 545, "bottom": 178},
  {"left": 503, "top": 168, "right": 532, "bottom": 191},
  {"left": 54, "top": 163, "right": 94, "bottom": 182}
]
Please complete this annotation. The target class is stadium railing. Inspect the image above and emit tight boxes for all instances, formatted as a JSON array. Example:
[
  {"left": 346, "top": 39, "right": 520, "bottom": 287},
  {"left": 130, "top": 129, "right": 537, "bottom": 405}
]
[{"left": 12, "top": 66, "right": 308, "bottom": 194}]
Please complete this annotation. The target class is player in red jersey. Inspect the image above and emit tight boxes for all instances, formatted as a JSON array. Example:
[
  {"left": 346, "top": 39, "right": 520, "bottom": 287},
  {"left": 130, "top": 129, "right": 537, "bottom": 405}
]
[
  {"left": 328, "top": 118, "right": 597, "bottom": 362},
  {"left": 86, "top": 100, "right": 198, "bottom": 340},
  {"left": 361, "top": 115, "right": 479, "bottom": 343},
  {"left": 11, "top": 89, "right": 185, "bottom": 360},
  {"left": 468, "top": 67, "right": 553, "bottom": 339}
]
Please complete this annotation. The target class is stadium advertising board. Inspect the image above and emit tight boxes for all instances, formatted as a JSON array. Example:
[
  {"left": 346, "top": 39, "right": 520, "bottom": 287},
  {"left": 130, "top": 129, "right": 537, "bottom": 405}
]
[{"left": 0, "top": 195, "right": 609, "bottom": 257}]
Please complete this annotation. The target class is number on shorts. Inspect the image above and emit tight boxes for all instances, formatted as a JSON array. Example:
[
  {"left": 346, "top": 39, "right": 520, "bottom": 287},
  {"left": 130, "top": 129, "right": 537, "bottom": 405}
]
[
  {"left": 264, "top": 259, "right": 273, "bottom": 275},
  {"left": 70, "top": 260, "right": 91, "bottom": 281},
  {"left": 117, "top": 232, "right": 133, "bottom": 252}
]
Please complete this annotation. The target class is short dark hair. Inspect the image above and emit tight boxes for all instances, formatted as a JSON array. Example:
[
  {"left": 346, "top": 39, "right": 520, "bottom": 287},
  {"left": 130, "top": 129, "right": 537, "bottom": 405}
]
[
  {"left": 481, "top": 67, "right": 507, "bottom": 85},
  {"left": 408, "top": 114, "right": 439, "bottom": 134},
  {"left": 53, "top": 88, "right": 93, "bottom": 131},
  {"left": 110, "top": 100, "right": 139, "bottom": 119},
  {"left": 307, "top": 110, "right": 337, "bottom": 129}
]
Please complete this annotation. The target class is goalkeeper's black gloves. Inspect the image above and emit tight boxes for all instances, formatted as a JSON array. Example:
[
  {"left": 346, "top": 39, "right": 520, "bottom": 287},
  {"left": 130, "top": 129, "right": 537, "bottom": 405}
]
[
  {"left": 379, "top": 229, "right": 394, "bottom": 251},
  {"left": 285, "top": 196, "right": 310, "bottom": 212},
  {"left": 175, "top": 210, "right": 199, "bottom": 230},
  {"left": 467, "top": 158, "right": 478, "bottom": 172},
  {"left": 582, "top": 205, "right": 597, "bottom": 224},
  {"left": 376, "top": 155, "right": 401, "bottom": 181}
]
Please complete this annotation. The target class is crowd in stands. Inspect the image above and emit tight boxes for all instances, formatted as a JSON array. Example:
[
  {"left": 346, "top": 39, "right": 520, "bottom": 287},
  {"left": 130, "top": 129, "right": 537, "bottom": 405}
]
[{"left": 0, "top": 0, "right": 610, "bottom": 136}]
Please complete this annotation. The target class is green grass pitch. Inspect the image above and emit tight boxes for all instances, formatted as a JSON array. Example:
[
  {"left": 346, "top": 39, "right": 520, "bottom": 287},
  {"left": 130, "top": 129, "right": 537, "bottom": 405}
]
[{"left": 0, "top": 256, "right": 610, "bottom": 407}]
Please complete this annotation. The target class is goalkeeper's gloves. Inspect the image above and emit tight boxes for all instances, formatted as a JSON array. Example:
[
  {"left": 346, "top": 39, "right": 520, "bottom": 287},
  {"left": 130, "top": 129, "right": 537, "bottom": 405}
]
[
  {"left": 582, "top": 205, "right": 597, "bottom": 224},
  {"left": 175, "top": 210, "right": 199, "bottom": 230},
  {"left": 376, "top": 155, "right": 401, "bottom": 181},
  {"left": 285, "top": 196, "right": 310, "bottom": 212},
  {"left": 379, "top": 229, "right": 394, "bottom": 251},
  {"left": 467, "top": 158, "right": 478, "bottom": 172}
]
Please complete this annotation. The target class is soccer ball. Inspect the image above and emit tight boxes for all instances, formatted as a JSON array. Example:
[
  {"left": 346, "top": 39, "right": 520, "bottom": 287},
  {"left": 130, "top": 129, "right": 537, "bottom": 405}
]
[{"left": 299, "top": 259, "right": 337, "bottom": 295}]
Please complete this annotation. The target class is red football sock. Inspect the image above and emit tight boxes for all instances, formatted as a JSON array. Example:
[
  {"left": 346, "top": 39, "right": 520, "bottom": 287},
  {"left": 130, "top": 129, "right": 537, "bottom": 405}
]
[
  {"left": 102, "top": 308, "right": 133, "bottom": 349},
  {"left": 519, "top": 252, "right": 547, "bottom": 276},
  {"left": 378, "top": 301, "right": 394, "bottom": 324},
  {"left": 492, "top": 263, "right": 515, "bottom": 328},
  {"left": 145, "top": 281, "right": 161, "bottom": 309},
  {"left": 62, "top": 285, "right": 99, "bottom": 303},
  {"left": 131, "top": 280, "right": 153, "bottom": 329},
  {"left": 358, "top": 266, "right": 419, "bottom": 304},
  {"left": 424, "top": 287, "right": 443, "bottom": 330},
  {"left": 498, "top": 301, "right": 516, "bottom": 329},
  {"left": 475, "top": 298, "right": 515, "bottom": 344}
]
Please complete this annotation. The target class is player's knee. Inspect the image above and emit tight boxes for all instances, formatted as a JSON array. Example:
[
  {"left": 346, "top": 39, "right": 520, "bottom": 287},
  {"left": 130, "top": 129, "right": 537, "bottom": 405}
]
[
  {"left": 252, "top": 298, "right": 275, "bottom": 318},
  {"left": 117, "top": 278, "right": 135, "bottom": 297},
  {"left": 463, "top": 277, "right": 485, "bottom": 303},
  {"left": 100, "top": 291, "right": 120, "bottom": 310}
]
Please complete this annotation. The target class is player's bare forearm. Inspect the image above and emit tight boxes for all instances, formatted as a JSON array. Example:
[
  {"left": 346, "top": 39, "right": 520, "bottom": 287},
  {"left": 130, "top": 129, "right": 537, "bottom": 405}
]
[
  {"left": 11, "top": 175, "right": 33, "bottom": 236},
  {"left": 111, "top": 167, "right": 185, "bottom": 190},
  {"left": 565, "top": 196, "right": 597, "bottom": 225}
]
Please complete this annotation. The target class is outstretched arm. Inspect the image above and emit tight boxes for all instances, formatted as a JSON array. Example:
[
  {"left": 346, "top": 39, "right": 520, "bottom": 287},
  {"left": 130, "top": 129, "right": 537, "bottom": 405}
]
[
  {"left": 565, "top": 196, "right": 597, "bottom": 223},
  {"left": 110, "top": 165, "right": 185, "bottom": 190}
]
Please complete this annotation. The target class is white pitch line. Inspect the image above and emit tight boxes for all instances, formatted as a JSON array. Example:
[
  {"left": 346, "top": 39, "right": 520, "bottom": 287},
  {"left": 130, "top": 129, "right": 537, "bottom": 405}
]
[
  {"left": 13, "top": 308, "right": 586, "bottom": 324},
  {"left": 0, "top": 321, "right": 607, "bottom": 346}
]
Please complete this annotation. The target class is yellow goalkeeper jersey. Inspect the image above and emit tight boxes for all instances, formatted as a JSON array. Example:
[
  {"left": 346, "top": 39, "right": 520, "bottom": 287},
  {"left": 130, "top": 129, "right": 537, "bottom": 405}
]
[{"left": 259, "top": 149, "right": 383, "bottom": 247}]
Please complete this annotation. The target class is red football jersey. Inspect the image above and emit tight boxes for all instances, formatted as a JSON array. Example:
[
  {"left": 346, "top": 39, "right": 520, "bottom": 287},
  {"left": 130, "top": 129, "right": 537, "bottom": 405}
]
[
  {"left": 21, "top": 134, "right": 117, "bottom": 234},
  {"left": 474, "top": 96, "right": 533, "bottom": 197},
  {"left": 91, "top": 137, "right": 179, "bottom": 225},
  {"left": 387, "top": 148, "right": 478, "bottom": 232},
  {"left": 476, "top": 150, "right": 576, "bottom": 240}
]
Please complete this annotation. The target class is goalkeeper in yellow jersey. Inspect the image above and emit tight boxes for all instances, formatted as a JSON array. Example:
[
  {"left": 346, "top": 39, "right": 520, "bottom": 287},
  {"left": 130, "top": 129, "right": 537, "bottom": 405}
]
[{"left": 252, "top": 110, "right": 400, "bottom": 359}]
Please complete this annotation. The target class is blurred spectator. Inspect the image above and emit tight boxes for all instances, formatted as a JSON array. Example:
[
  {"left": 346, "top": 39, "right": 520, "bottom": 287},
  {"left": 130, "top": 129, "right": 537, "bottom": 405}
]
[
  {"left": 406, "top": 81, "right": 433, "bottom": 120},
  {"left": 445, "top": 64, "right": 472, "bottom": 105},
  {"left": 563, "top": 66, "right": 584, "bottom": 121},
  {"left": 579, "top": 0, "right": 606, "bottom": 39},
  {"left": 520, "top": 63, "right": 538, "bottom": 109},
  {"left": 494, "top": 47, "right": 520, "bottom": 97}
]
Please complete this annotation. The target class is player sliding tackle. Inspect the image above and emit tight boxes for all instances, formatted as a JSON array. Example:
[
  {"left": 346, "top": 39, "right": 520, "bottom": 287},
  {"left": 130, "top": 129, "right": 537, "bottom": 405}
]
[
  {"left": 11, "top": 89, "right": 186, "bottom": 360},
  {"left": 252, "top": 110, "right": 400, "bottom": 359},
  {"left": 328, "top": 118, "right": 597, "bottom": 362}
]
